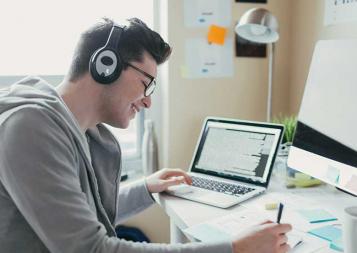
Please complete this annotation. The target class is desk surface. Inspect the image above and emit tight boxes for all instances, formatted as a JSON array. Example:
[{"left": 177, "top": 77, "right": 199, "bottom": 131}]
[{"left": 154, "top": 175, "right": 357, "bottom": 252}]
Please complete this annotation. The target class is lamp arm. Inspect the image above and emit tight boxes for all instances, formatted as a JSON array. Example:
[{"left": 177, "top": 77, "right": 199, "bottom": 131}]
[{"left": 267, "top": 43, "right": 275, "bottom": 122}]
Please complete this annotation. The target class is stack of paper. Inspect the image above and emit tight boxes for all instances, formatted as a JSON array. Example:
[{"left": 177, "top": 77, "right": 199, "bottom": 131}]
[{"left": 183, "top": 208, "right": 328, "bottom": 252}]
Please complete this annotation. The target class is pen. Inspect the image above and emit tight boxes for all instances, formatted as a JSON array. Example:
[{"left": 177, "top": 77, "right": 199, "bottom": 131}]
[{"left": 276, "top": 203, "right": 284, "bottom": 224}]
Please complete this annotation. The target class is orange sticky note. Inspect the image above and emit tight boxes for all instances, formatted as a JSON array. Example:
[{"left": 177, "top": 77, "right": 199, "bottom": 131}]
[{"left": 207, "top": 25, "right": 227, "bottom": 45}]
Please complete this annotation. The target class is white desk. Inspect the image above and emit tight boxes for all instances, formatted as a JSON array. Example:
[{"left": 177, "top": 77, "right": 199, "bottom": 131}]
[{"left": 154, "top": 175, "right": 357, "bottom": 252}]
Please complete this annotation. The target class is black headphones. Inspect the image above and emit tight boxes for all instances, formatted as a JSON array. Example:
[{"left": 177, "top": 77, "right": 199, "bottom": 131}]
[{"left": 89, "top": 25, "right": 126, "bottom": 85}]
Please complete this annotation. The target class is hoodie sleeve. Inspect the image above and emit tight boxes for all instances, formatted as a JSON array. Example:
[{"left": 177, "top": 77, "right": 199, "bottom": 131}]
[
  {"left": 115, "top": 179, "right": 155, "bottom": 224},
  {"left": 0, "top": 106, "right": 233, "bottom": 253}
]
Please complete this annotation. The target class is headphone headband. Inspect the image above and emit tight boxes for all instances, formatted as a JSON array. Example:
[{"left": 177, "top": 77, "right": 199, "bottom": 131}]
[{"left": 105, "top": 25, "right": 125, "bottom": 49}]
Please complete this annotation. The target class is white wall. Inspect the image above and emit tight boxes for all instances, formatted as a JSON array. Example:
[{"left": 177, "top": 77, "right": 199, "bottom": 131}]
[{"left": 289, "top": 0, "right": 357, "bottom": 114}]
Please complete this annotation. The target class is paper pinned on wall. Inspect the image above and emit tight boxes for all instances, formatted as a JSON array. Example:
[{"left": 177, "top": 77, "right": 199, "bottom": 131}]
[
  {"left": 183, "top": 0, "right": 231, "bottom": 27},
  {"left": 324, "top": 0, "right": 357, "bottom": 26},
  {"left": 207, "top": 25, "right": 227, "bottom": 45},
  {"left": 184, "top": 38, "right": 234, "bottom": 79}
]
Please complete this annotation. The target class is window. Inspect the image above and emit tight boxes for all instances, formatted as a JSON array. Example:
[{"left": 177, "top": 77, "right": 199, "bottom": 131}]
[
  {"left": 0, "top": 0, "right": 154, "bottom": 175},
  {"left": 0, "top": 0, "right": 153, "bottom": 75}
]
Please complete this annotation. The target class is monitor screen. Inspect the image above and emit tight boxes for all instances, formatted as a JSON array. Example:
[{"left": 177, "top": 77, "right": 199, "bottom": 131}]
[{"left": 288, "top": 39, "right": 357, "bottom": 195}]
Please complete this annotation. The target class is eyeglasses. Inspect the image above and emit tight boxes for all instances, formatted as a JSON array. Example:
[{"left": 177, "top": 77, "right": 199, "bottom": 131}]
[{"left": 125, "top": 62, "right": 156, "bottom": 97}]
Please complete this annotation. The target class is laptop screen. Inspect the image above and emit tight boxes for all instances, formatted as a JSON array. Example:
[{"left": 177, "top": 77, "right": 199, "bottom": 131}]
[{"left": 190, "top": 118, "right": 284, "bottom": 187}]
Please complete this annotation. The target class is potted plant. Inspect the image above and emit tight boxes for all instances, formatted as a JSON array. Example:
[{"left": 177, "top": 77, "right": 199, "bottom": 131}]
[{"left": 272, "top": 115, "right": 297, "bottom": 156}]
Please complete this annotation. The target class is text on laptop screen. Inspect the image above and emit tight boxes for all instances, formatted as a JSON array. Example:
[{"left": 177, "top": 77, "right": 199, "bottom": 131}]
[{"left": 192, "top": 121, "right": 282, "bottom": 184}]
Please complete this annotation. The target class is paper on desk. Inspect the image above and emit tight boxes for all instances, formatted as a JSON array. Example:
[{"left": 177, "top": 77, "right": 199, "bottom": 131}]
[
  {"left": 184, "top": 208, "right": 328, "bottom": 253},
  {"left": 289, "top": 230, "right": 329, "bottom": 253},
  {"left": 242, "top": 192, "right": 316, "bottom": 211},
  {"left": 184, "top": 223, "right": 232, "bottom": 243},
  {"left": 184, "top": 208, "right": 303, "bottom": 248},
  {"left": 241, "top": 192, "right": 337, "bottom": 232}
]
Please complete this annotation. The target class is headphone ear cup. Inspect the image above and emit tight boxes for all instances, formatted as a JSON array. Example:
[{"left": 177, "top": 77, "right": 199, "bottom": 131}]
[{"left": 89, "top": 47, "right": 123, "bottom": 85}]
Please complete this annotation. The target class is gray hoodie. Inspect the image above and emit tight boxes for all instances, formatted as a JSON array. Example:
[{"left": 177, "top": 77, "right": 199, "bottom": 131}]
[{"left": 0, "top": 76, "right": 232, "bottom": 253}]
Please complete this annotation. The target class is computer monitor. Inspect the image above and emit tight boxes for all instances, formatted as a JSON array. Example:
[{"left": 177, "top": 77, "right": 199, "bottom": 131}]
[{"left": 288, "top": 39, "right": 357, "bottom": 196}]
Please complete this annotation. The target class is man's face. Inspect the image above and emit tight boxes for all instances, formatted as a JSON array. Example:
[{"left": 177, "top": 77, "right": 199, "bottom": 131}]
[{"left": 100, "top": 52, "right": 157, "bottom": 128}]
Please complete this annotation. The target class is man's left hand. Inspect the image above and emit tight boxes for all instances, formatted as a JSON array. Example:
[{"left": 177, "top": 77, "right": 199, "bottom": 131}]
[{"left": 145, "top": 168, "right": 192, "bottom": 193}]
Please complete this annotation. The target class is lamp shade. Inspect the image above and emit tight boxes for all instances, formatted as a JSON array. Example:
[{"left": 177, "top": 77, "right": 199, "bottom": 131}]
[{"left": 235, "top": 8, "right": 279, "bottom": 44}]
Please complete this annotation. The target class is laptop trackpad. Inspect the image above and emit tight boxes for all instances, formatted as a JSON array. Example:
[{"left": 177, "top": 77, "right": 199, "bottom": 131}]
[{"left": 177, "top": 187, "right": 238, "bottom": 201}]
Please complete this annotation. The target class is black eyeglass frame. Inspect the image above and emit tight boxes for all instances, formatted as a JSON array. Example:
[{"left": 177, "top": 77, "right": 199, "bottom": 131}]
[{"left": 125, "top": 62, "right": 156, "bottom": 97}]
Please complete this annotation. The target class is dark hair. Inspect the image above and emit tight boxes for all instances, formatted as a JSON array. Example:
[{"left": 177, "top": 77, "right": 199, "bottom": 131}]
[{"left": 67, "top": 17, "right": 172, "bottom": 81}]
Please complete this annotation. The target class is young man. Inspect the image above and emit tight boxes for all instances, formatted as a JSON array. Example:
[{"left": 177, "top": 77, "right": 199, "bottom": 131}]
[{"left": 0, "top": 18, "right": 291, "bottom": 253}]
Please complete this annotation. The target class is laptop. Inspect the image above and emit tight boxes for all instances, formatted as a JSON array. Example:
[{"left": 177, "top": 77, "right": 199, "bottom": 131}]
[{"left": 167, "top": 117, "right": 284, "bottom": 208}]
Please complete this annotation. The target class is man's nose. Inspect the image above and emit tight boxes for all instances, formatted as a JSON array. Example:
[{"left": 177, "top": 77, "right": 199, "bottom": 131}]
[{"left": 142, "top": 96, "right": 152, "bottom": 109}]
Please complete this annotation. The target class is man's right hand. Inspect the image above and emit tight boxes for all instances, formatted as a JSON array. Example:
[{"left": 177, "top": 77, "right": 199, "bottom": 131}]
[{"left": 232, "top": 223, "right": 292, "bottom": 253}]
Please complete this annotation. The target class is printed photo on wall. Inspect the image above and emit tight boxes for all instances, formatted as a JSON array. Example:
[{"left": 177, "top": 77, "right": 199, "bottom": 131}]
[
  {"left": 235, "top": 0, "right": 267, "bottom": 3},
  {"left": 235, "top": 34, "right": 266, "bottom": 58}
]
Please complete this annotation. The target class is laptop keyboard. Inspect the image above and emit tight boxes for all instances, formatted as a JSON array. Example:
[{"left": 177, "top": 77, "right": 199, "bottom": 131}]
[{"left": 191, "top": 176, "right": 255, "bottom": 196}]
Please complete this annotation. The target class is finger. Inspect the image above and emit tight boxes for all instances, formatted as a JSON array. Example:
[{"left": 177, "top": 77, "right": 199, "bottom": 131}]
[
  {"left": 161, "top": 169, "right": 192, "bottom": 184},
  {"left": 278, "top": 234, "right": 288, "bottom": 245},
  {"left": 260, "top": 219, "right": 273, "bottom": 225},
  {"left": 163, "top": 176, "right": 186, "bottom": 188},
  {"left": 270, "top": 223, "right": 292, "bottom": 233},
  {"left": 278, "top": 243, "right": 291, "bottom": 253}
]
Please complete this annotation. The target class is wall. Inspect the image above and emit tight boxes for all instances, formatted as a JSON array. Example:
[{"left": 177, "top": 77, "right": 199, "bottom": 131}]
[
  {"left": 164, "top": 0, "right": 293, "bottom": 170},
  {"left": 289, "top": 0, "right": 357, "bottom": 114}
]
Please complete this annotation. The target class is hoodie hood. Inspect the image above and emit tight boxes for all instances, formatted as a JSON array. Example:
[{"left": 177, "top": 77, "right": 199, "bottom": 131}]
[{"left": 0, "top": 76, "right": 88, "bottom": 155}]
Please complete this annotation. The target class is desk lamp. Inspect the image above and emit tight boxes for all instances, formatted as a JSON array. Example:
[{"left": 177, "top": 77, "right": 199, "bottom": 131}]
[{"left": 235, "top": 8, "right": 279, "bottom": 122}]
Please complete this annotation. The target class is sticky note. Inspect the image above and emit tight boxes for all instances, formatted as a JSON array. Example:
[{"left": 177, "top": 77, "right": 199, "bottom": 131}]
[
  {"left": 265, "top": 202, "right": 278, "bottom": 210},
  {"left": 330, "top": 237, "right": 343, "bottom": 252},
  {"left": 207, "top": 25, "right": 227, "bottom": 45},
  {"left": 308, "top": 225, "right": 342, "bottom": 242},
  {"left": 297, "top": 209, "right": 337, "bottom": 223}
]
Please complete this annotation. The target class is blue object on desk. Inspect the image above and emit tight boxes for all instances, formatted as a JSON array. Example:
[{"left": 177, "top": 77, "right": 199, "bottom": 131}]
[
  {"left": 297, "top": 209, "right": 337, "bottom": 223},
  {"left": 330, "top": 237, "right": 343, "bottom": 252},
  {"left": 308, "top": 225, "right": 344, "bottom": 252},
  {"left": 308, "top": 225, "right": 342, "bottom": 242}
]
